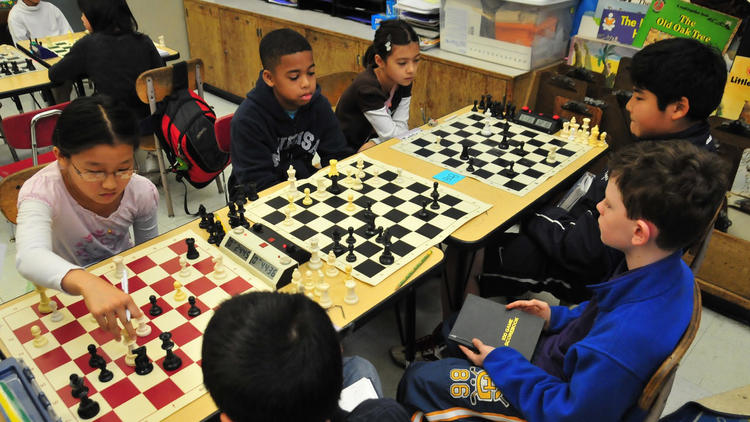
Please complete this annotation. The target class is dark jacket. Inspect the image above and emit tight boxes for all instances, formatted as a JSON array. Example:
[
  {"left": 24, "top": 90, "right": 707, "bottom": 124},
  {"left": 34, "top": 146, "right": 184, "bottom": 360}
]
[
  {"left": 48, "top": 31, "right": 163, "bottom": 118},
  {"left": 230, "top": 72, "right": 353, "bottom": 192}
]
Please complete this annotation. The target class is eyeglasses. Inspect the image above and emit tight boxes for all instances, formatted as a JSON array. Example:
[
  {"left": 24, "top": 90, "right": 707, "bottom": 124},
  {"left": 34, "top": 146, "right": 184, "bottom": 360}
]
[{"left": 70, "top": 161, "right": 135, "bottom": 182}]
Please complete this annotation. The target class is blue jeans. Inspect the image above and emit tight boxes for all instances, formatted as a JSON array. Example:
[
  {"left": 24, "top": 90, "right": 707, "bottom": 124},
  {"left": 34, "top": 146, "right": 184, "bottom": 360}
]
[{"left": 342, "top": 356, "right": 383, "bottom": 398}]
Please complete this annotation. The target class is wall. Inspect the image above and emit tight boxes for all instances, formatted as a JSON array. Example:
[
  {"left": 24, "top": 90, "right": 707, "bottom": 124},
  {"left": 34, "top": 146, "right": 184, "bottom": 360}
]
[
  {"left": 47, "top": 0, "right": 84, "bottom": 32},
  {"left": 127, "top": 0, "right": 190, "bottom": 60}
]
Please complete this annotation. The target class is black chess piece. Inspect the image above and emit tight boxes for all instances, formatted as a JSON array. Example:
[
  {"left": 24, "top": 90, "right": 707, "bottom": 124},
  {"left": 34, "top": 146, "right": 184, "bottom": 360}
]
[
  {"left": 187, "top": 296, "right": 201, "bottom": 317},
  {"left": 245, "top": 182, "right": 259, "bottom": 202},
  {"left": 467, "top": 157, "right": 475, "bottom": 173},
  {"left": 460, "top": 143, "right": 470, "bottom": 161},
  {"left": 149, "top": 295, "right": 163, "bottom": 316},
  {"left": 418, "top": 200, "right": 430, "bottom": 219},
  {"left": 507, "top": 161, "right": 517, "bottom": 176},
  {"left": 375, "top": 226, "right": 384, "bottom": 243},
  {"left": 227, "top": 202, "right": 238, "bottom": 228},
  {"left": 236, "top": 201, "right": 250, "bottom": 229},
  {"left": 379, "top": 241, "right": 394, "bottom": 265},
  {"left": 185, "top": 238, "right": 199, "bottom": 259},
  {"left": 11, "top": 61, "right": 19, "bottom": 74},
  {"left": 382, "top": 228, "right": 392, "bottom": 247},
  {"left": 25, "top": 58, "right": 35, "bottom": 70},
  {"left": 198, "top": 205, "right": 210, "bottom": 229},
  {"left": 77, "top": 391, "right": 100, "bottom": 419},
  {"left": 331, "top": 230, "right": 346, "bottom": 256},
  {"left": 160, "top": 332, "right": 183, "bottom": 371},
  {"left": 471, "top": 100, "right": 478, "bottom": 112},
  {"left": 327, "top": 174, "right": 343, "bottom": 194},
  {"left": 478, "top": 95, "right": 485, "bottom": 111},
  {"left": 96, "top": 360, "right": 113, "bottom": 383},
  {"left": 87, "top": 344, "right": 105, "bottom": 369},
  {"left": 69, "top": 374, "right": 88, "bottom": 399},
  {"left": 346, "top": 227, "right": 356, "bottom": 245},
  {"left": 499, "top": 133, "right": 510, "bottom": 150},
  {"left": 364, "top": 214, "right": 377, "bottom": 237},
  {"left": 364, "top": 201, "right": 374, "bottom": 218},
  {"left": 133, "top": 346, "right": 154, "bottom": 376},
  {"left": 430, "top": 182, "right": 440, "bottom": 209},
  {"left": 346, "top": 243, "right": 357, "bottom": 262}
]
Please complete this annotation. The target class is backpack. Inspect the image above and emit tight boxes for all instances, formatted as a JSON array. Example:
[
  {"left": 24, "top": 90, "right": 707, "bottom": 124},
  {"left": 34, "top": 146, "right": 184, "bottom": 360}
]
[{"left": 152, "top": 61, "right": 229, "bottom": 191}]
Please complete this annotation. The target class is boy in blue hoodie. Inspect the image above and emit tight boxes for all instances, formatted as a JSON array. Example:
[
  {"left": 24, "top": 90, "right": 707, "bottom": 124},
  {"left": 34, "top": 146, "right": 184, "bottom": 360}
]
[
  {"left": 229, "top": 28, "right": 353, "bottom": 193},
  {"left": 398, "top": 141, "right": 728, "bottom": 422}
]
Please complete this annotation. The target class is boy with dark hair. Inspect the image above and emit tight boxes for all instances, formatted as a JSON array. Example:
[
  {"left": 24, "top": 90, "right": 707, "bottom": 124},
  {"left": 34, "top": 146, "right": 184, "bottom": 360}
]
[
  {"left": 398, "top": 141, "right": 728, "bottom": 421},
  {"left": 475, "top": 37, "right": 727, "bottom": 302},
  {"left": 229, "top": 28, "right": 353, "bottom": 193},
  {"left": 202, "top": 292, "right": 410, "bottom": 422}
]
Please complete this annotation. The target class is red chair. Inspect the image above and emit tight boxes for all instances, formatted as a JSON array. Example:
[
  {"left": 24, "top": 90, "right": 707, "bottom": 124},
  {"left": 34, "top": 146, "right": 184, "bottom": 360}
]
[
  {"left": 0, "top": 102, "right": 69, "bottom": 179},
  {"left": 214, "top": 113, "right": 233, "bottom": 199}
]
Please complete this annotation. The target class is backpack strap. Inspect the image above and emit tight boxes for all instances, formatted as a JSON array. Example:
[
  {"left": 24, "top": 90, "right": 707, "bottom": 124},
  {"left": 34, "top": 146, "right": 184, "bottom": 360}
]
[{"left": 172, "top": 61, "right": 189, "bottom": 91}]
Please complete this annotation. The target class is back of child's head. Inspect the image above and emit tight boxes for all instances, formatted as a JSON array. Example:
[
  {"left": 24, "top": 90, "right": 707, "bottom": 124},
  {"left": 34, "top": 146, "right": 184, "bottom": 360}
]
[
  {"left": 363, "top": 19, "right": 419, "bottom": 68},
  {"left": 77, "top": 0, "right": 138, "bottom": 34},
  {"left": 202, "top": 292, "right": 343, "bottom": 422},
  {"left": 630, "top": 38, "right": 726, "bottom": 121},
  {"left": 259, "top": 28, "right": 312, "bottom": 71},
  {"left": 608, "top": 141, "right": 728, "bottom": 251},
  {"left": 53, "top": 95, "right": 139, "bottom": 158}
]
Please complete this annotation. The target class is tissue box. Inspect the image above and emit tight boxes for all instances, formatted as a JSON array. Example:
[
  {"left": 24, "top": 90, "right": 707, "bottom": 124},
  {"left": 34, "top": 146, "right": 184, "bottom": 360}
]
[{"left": 441, "top": 0, "right": 575, "bottom": 70}]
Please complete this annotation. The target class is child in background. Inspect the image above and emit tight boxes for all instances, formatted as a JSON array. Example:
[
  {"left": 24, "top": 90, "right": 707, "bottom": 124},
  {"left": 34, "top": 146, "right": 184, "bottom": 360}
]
[
  {"left": 229, "top": 28, "right": 352, "bottom": 193},
  {"left": 48, "top": 0, "right": 164, "bottom": 120},
  {"left": 336, "top": 20, "right": 420, "bottom": 152},
  {"left": 16, "top": 96, "right": 158, "bottom": 340},
  {"left": 8, "top": 0, "right": 72, "bottom": 46}
]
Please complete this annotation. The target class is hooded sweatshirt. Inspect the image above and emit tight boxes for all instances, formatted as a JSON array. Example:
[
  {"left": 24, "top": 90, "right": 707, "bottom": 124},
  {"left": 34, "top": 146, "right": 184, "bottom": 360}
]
[
  {"left": 8, "top": 1, "right": 73, "bottom": 45},
  {"left": 230, "top": 72, "right": 353, "bottom": 192}
]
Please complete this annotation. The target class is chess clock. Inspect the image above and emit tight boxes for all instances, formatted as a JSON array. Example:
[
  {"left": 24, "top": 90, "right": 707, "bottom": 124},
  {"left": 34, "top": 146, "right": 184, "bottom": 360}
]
[
  {"left": 219, "top": 224, "right": 310, "bottom": 289},
  {"left": 513, "top": 107, "right": 563, "bottom": 134}
]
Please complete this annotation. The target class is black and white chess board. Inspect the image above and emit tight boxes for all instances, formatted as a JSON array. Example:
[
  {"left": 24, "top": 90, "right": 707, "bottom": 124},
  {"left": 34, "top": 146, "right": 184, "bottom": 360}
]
[
  {"left": 392, "top": 111, "right": 593, "bottom": 196},
  {"left": 244, "top": 156, "right": 491, "bottom": 286},
  {"left": 0, "top": 46, "right": 42, "bottom": 79},
  {"left": 46, "top": 40, "right": 75, "bottom": 57}
]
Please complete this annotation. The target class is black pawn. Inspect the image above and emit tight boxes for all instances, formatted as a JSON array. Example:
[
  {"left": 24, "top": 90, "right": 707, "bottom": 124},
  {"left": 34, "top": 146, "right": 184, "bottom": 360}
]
[
  {"left": 478, "top": 95, "right": 485, "bottom": 111},
  {"left": 87, "top": 344, "right": 105, "bottom": 369},
  {"left": 460, "top": 143, "right": 470, "bottom": 161},
  {"left": 375, "top": 226, "right": 384, "bottom": 243},
  {"left": 327, "top": 174, "right": 343, "bottom": 194},
  {"left": 185, "top": 238, "right": 199, "bottom": 259},
  {"left": 379, "top": 242, "right": 394, "bottom": 265},
  {"left": 237, "top": 203, "right": 249, "bottom": 229},
  {"left": 346, "top": 243, "right": 357, "bottom": 263},
  {"left": 26, "top": 58, "right": 35, "bottom": 70},
  {"left": 471, "top": 100, "right": 478, "bottom": 112},
  {"left": 499, "top": 133, "right": 509, "bottom": 150},
  {"left": 331, "top": 230, "right": 346, "bottom": 256},
  {"left": 187, "top": 296, "right": 201, "bottom": 317},
  {"left": 77, "top": 392, "right": 100, "bottom": 419},
  {"left": 418, "top": 200, "right": 430, "bottom": 219},
  {"left": 245, "top": 182, "right": 259, "bottom": 202},
  {"left": 346, "top": 227, "right": 356, "bottom": 245},
  {"left": 467, "top": 157, "right": 475, "bottom": 172},
  {"left": 96, "top": 360, "right": 113, "bottom": 383},
  {"left": 149, "top": 295, "right": 163, "bottom": 316},
  {"left": 507, "top": 162, "right": 517, "bottom": 177},
  {"left": 69, "top": 374, "right": 88, "bottom": 399},
  {"left": 133, "top": 346, "right": 154, "bottom": 376},
  {"left": 160, "top": 332, "right": 183, "bottom": 371},
  {"left": 198, "top": 205, "right": 210, "bottom": 229}
]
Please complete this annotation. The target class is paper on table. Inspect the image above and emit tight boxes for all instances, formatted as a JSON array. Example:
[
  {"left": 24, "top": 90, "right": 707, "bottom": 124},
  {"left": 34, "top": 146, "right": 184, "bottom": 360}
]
[{"left": 338, "top": 377, "right": 378, "bottom": 412}]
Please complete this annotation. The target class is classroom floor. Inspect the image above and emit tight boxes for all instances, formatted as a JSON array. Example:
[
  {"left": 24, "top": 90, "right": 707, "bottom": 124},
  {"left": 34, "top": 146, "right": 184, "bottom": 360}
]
[{"left": 0, "top": 92, "right": 748, "bottom": 417}]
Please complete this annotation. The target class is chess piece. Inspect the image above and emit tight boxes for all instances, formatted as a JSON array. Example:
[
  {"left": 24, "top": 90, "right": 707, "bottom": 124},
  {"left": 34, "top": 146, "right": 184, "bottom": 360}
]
[
  {"left": 198, "top": 204, "right": 210, "bottom": 229},
  {"left": 125, "top": 341, "right": 137, "bottom": 367},
  {"left": 318, "top": 282, "right": 332, "bottom": 308},
  {"left": 149, "top": 295, "right": 163, "bottom": 316},
  {"left": 302, "top": 188, "right": 313, "bottom": 205},
  {"left": 581, "top": 117, "right": 590, "bottom": 135},
  {"left": 328, "top": 173, "right": 343, "bottom": 194},
  {"left": 69, "top": 374, "right": 88, "bottom": 399},
  {"left": 375, "top": 226, "right": 384, "bottom": 244},
  {"left": 315, "top": 178, "right": 327, "bottom": 199},
  {"left": 371, "top": 169, "right": 380, "bottom": 182},
  {"left": 283, "top": 208, "right": 293, "bottom": 226},
  {"left": 173, "top": 281, "right": 187, "bottom": 301},
  {"left": 308, "top": 238, "right": 322, "bottom": 270},
  {"left": 187, "top": 296, "right": 201, "bottom": 317},
  {"left": 344, "top": 279, "right": 359, "bottom": 305},
  {"left": 598, "top": 131, "right": 608, "bottom": 147},
  {"left": 133, "top": 345, "right": 153, "bottom": 375},
  {"left": 113, "top": 256, "right": 127, "bottom": 280},
  {"left": 96, "top": 360, "right": 113, "bottom": 382},
  {"left": 331, "top": 229, "right": 346, "bottom": 256},
  {"left": 77, "top": 391, "right": 100, "bottom": 419},
  {"left": 87, "top": 344, "right": 105, "bottom": 369},
  {"left": 460, "top": 143, "right": 469, "bottom": 161},
  {"left": 346, "top": 227, "right": 356, "bottom": 245},
  {"left": 345, "top": 264, "right": 353, "bottom": 280},
  {"left": 328, "top": 159, "right": 339, "bottom": 178},
  {"left": 31, "top": 325, "right": 47, "bottom": 348},
  {"left": 212, "top": 255, "right": 226, "bottom": 279},
  {"left": 499, "top": 133, "right": 510, "bottom": 150},
  {"left": 49, "top": 300, "right": 63, "bottom": 322},
  {"left": 292, "top": 268, "right": 304, "bottom": 293},
  {"left": 471, "top": 99, "right": 478, "bottom": 112},
  {"left": 287, "top": 194, "right": 296, "bottom": 213},
  {"left": 589, "top": 125, "right": 599, "bottom": 146},
  {"left": 346, "top": 243, "right": 356, "bottom": 262},
  {"left": 466, "top": 157, "right": 475, "bottom": 173},
  {"left": 315, "top": 269, "right": 325, "bottom": 296},
  {"left": 36, "top": 285, "right": 53, "bottom": 314},
  {"left": 379, "top": 242, "right": 394, "bottom": 265},
  {"left": 346, "top": 192, "right": 355, "bottom": 211},
  {"left": 160, "top": 332, "right": 182, "bottom": 371},
  {"left": 303, "top": 270, "right": 314, "bottom": 292},
  {"left": 561, "top": 121, "right": 570, "bottom": 138},
  {"left": 430, "top": 182, "right": 440, "bottom": 210},
  {"left": 343, "top": 168, "right": 354, "bottom": 187},
  {"left": 325, "top": 250, "right": 339, "bottom": 278},
  {"left": 185, "top": 238, "right": 199, "bottom": 259},
  {"left": 505, "top": 161, "right": 517, "bottom": 177},
  {"left": 136, "top": 315, "right": 151, "bottom": 337},
  {"left": 364, "top": 213, "right": 377, "bottom": 237},
  {"left": 478, "top": 95, "right": 485, "bottom": 111},
  {"left": 395, "top": 168, "right": 403, "bottom": 184},
  {"left": 417, "top": 200, "right": 430, "bottom": 219},
  {"left": 481, "top": 113, "right": 492, "bottom": 136},
  {"left": 286, "top": 165, "right": 298, "bottom": 198},
  {"left": 178, "top": 257, "right": 190, "bottom": 278},
  {"left": 546, "top": 147, "right": 558, "bottom": 164},
  {"left": 356, "top": 157, "right": 365, "bottom": 178},
  {"left": 352, "top": 171, "right": 363, "bottom": 191}
]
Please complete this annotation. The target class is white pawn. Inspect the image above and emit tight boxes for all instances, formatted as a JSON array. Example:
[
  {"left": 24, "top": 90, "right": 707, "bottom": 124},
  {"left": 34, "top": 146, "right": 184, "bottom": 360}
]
[
  {"left": 343, "top": 168, "right": 354, "bottom": 187},
  {"left": 174, "top": 281, "right": 187, "bottom": 301},
  {"left": 546, "top": 146, "right": 558, "bottom": 164},
  {"left": 560, "top": 121, "right": 570, "bottom": 138},
  {"left": 303, "top": 270, "right": 314, "bottom": 293},
  {"left": 589, "top": 126, "right": 599, "bottom": 146},
  {"left": 352, "top": 172, "right": 363, "bottom": 191},
  {"left": 49, "top": 301, "right": 63, "bottom": 322},
  {"left": 480, "top": 111, "right": 492, "bottom": 137},
  {"left": 315, "top": 269, "right": 325, "bottom": 296},
  {"left": 315, "top": 178, "right": 327, "bottom": 199},
  {"left": 292, "top": 268, "right": 304, "bottom": 293},
  {"left": 308, "top": 238, "right": 322, "bottom": 270},
  {"left": 356, "top": 157, "right": 365, "bottom": 178},
  {"left": 318, "top": 282, "right": 332, "bottom": 308},
  {"left": 344, "top": 279, "right": 359, "bottom": 305},
  {"left": 136, "top": 315, "right": 151, "bottom": 337},
  {"left": 31, "top": 325, "right": 47, "bottom": 348},
  {"left": 302, "top": 188, "right": 313, "bottom": 206},
  {"left": 346, "top": 193, "right": 355, "bottom": 212},
  {"left": 179, "top": 257, "right": 190, "bottom": 278},
  {"left": 325, "top": 250, "right": 339, "bottom": 278},
  {"left": 212, "top": 255, "right": 226, "bottom": 279},
  {"left": 113, "top": 256, "right": 127, "bottom": 279},
  {"left": 283, "top": 208, "right": 293, "bottom": 226},
  {"left": 395, "top": 168, "right": 403, "bottom": 184},
  {"left": 371, "top": 169, "right": 380, "bottom": 183},
  {"left": 598, "top": 131, "right": 608, "bottom": 147}
]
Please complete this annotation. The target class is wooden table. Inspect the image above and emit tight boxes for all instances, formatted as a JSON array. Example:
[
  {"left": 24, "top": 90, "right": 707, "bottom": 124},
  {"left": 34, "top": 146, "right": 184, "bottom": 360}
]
[{"left": 0, "top": 44, "right": 54, "bottom": 101}]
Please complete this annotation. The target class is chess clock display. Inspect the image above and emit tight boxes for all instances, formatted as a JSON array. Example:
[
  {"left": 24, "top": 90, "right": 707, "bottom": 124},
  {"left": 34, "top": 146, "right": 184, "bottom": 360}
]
[
  {"left": 514, "top": 108, "right": 563, "bottom": 134},
  {"left": 219, "top": 225, "right": 302, "bottom": 289}
]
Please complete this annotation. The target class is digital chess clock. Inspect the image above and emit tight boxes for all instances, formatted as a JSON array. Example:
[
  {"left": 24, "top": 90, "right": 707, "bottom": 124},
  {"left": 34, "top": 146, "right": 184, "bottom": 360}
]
[
  {"left": 513, "top": 107, "right": 563, "bottom": 134},
  {"left": 219, "top": 224, "right": 310, "bottom": 289}
]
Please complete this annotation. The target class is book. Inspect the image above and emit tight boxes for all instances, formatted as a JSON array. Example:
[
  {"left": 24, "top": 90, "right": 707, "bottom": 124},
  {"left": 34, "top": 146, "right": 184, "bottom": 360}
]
[
  {"left": 716, "top": 55, "right": 750, "bottom": 122},
  {"left": 567, "top": 35, "right": 640, "bottom": 88},
  {"left": 448, "top": 294, "right": 545, "bottom": 360},
  {"left": 597, "top": 8, "right": 645, "bottom": 45},
  {"left": 632, "top": 0, "right": 742, "bottom": 54}
]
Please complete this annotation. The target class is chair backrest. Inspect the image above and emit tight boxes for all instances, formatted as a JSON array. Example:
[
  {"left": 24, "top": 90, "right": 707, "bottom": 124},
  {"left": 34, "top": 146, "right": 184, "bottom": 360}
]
[
  {"left": 1, "top": 102, "right": 69, "bottom": 164},
  {"left": 0, "top": 164, "right": 49, "bottom": 224},
  {"left": 683, "top": 197, "right": 725, "bottom": 273},
  {"left": 135, "top": 58, "right": 205, "bottom": 112},
  {"left": 637, "top": 282, "right": 702, "bottom": 421},
  {"left": 316, "top": 71, "right": 357, "bottom": 110},
  {"left": 214, "top": 113, "right": 233, "bottom": 153}
]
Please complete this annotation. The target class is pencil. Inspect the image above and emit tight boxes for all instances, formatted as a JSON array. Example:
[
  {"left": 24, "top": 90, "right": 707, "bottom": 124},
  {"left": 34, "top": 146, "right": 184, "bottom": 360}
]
[{"left": 395, "top": 250, "right": 433, "bottom": 290}]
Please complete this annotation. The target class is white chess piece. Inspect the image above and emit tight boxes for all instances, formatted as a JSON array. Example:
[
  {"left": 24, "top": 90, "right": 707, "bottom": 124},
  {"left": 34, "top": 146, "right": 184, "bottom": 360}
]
[
  {"left": 546, "top": 146, "right": 558, "bottom": 164},
  {"left": 287, "top": 194, "right": 296, "bottom": 213},
  {"left": 325, "top": 250, "right": 339, "bottom": 278},
  {"left": 344, "top": 279, "right": 358, "bottom": 305},
  {"left": 315, "top": 178, "right": 327, "bottom": 199},
  {"left": 581, "top": 117, "right": 590, "bottom": 134},
  {"left": 31, "top": 325, "right": 47, "bottom": 348},
  {"left": 433, "top": 134, "right": 441, "bottom": 148},
  {"left": 315, "top": 269, "right": 325, "bottom": 296},
  {"left": 308, "top": 238, "right": 322, "bottom": 270},
  {"left": 346, "top": 193, "right": 355, "bottom": 212},
  {"left": 179, "top": 257, "right": 190, "bottom": 278},
  {"left": 125, "top": 341, "right": 137, "bottom": 367},
  {"left": 372, "top": 169, "right": 380, "bottom": 182},
  {"left": 174, "top": 281, "right": 187, "bottom": 301},
  {"left": 589, "top": 126, "right": 599, "bottom": 146},
  {"left": 283, "top": 208, "right": 293, "bottom": 226},
  {"left": 318, "top": 282, "right": 332, "bottom": 308},
  {"left": 113, "top": 256, "right": 127, "bottom": 279},
  {"left": 292, "top": 268, "right": 304, "bottom": 293},
  {"left": 352, "top": 172, "right": 363, "bottom": 191},
  {"left": 356, "top": 157, "right": 365, "bottom": 178},
  {"left": 343, "top": 168, "right": 354, "bottom": 187},
  {"left": 49, "top": 301, "right": 63, "bottom": 322},
  {"left": 136, "top": 315, "right": 151, "bottom": 337},
  {"left": 395, "top": 168, "right": 403, "bottom": 184},
  {"left": 481, "top": 111, "right": 492, "bottom": 136},
  {"left": 287, "top": 165, "right": 298, "bottom": 197},
  {"left": 561, "top": 121, "right": 570, "bottom": 138},
  {"left": 303, "top": 270, "right": 314, "bottom": 294},
  {"left": 598, "top": 131, "right": 608, "bottom": 147},
  {"left": 302, "top": 188, "right": 313, "bottom": 205},
  {"left": 212, "top": 255, "right": 226, "bottom": 279}
]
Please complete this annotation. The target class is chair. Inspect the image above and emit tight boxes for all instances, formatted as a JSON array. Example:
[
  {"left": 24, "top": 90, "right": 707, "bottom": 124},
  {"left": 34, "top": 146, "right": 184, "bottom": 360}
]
[
  {"left": 316, "top": 71, "right": 357, "bottom": 110},
  {"left": 682, "top": 197, "right": 725, "bottom": 273},
  {"left": 635, "top": 282, "right": 702, "bottom": 421},
  {"left": 0, "top": 165, "right": 49, "bottom": 240},
  {"left": 214, "top": 113, "right": 233, "bottom": 200},
  {"left": 135, "top": 58, "right": 224, "bottom": 217}
]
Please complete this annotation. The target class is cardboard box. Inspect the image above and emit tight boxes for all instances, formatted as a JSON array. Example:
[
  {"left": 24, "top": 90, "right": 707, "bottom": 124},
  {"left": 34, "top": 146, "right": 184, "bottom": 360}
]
[{"left": 441, "top": 0, "right": 576, "bottom": 70}]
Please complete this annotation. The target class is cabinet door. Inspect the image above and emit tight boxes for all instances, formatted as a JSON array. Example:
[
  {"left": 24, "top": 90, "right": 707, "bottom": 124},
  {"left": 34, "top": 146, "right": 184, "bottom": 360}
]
[
  {"left": 184, "top": 1, "right": 226, "bottom": 90},
  {"left": 409, "top": 57, "right": 435, "bottom": 128},
  {"left": 220, "top": 9, "right": 260, "bottom": 96},
  {"left": 484, "top": 76, "right": 509, "bottom": 105},
  {"left": 425, "top": 61, "right": 485, "bottom": 120},
  {"left": 306, "top": 29, "right": 359, "bottom": 76},
  {"left": 257, "top": 17, "right": 289, "bottom": 41}
]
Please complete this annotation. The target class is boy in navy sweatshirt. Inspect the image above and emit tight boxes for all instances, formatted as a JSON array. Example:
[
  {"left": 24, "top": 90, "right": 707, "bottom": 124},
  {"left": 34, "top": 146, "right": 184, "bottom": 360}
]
[
  {"left": 229, "top": 28, "right": 353, "bottom": 193},
  {"left": 398, "top": 141, "right": 728, "bottom": 422}
]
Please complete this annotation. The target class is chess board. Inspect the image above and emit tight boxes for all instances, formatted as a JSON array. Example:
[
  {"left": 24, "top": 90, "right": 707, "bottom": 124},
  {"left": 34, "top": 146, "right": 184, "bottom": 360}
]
[
  {"left": 391, "top": 111, "right": 593, "bottom": 196},
  {"left": 244, "top": 156, "right": 491, "bottom": 286},
  {"left": 0, "top": 231, "right": 269, "bottom": 422},
  {"left": 0, "top": 45, "right": 43, "bottom": 79},
  {"left": 45, "top": 40, "right": 75, "bottom": 58}
]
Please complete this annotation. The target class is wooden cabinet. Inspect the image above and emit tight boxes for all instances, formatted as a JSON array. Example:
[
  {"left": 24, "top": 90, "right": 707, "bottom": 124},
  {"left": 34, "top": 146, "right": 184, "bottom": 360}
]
[
  {"left": 220, "top": 9, "right": 260, "bottom": 96},
  {"left": 306, "top": 29, "right": 360, "bottom": 76},
  {"left": 184, "top": 1, "right": 226, "bottom": 90}
]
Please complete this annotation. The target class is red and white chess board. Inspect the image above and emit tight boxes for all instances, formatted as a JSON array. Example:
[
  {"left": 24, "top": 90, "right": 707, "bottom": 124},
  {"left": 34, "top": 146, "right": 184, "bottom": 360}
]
[{"left": 0, "top": 231, "right": 268, "bottom": 421}]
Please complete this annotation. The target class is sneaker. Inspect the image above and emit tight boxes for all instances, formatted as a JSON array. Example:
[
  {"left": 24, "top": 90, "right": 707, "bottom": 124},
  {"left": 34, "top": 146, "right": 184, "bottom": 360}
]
[{"left": 389, "top": 333, "right": 446, "bottom": 369}]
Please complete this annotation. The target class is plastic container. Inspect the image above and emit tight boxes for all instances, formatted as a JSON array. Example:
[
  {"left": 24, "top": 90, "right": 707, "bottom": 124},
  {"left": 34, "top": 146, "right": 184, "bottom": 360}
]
[{"left": 0, "top": 358, "right": 60, "bottom": 422}]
